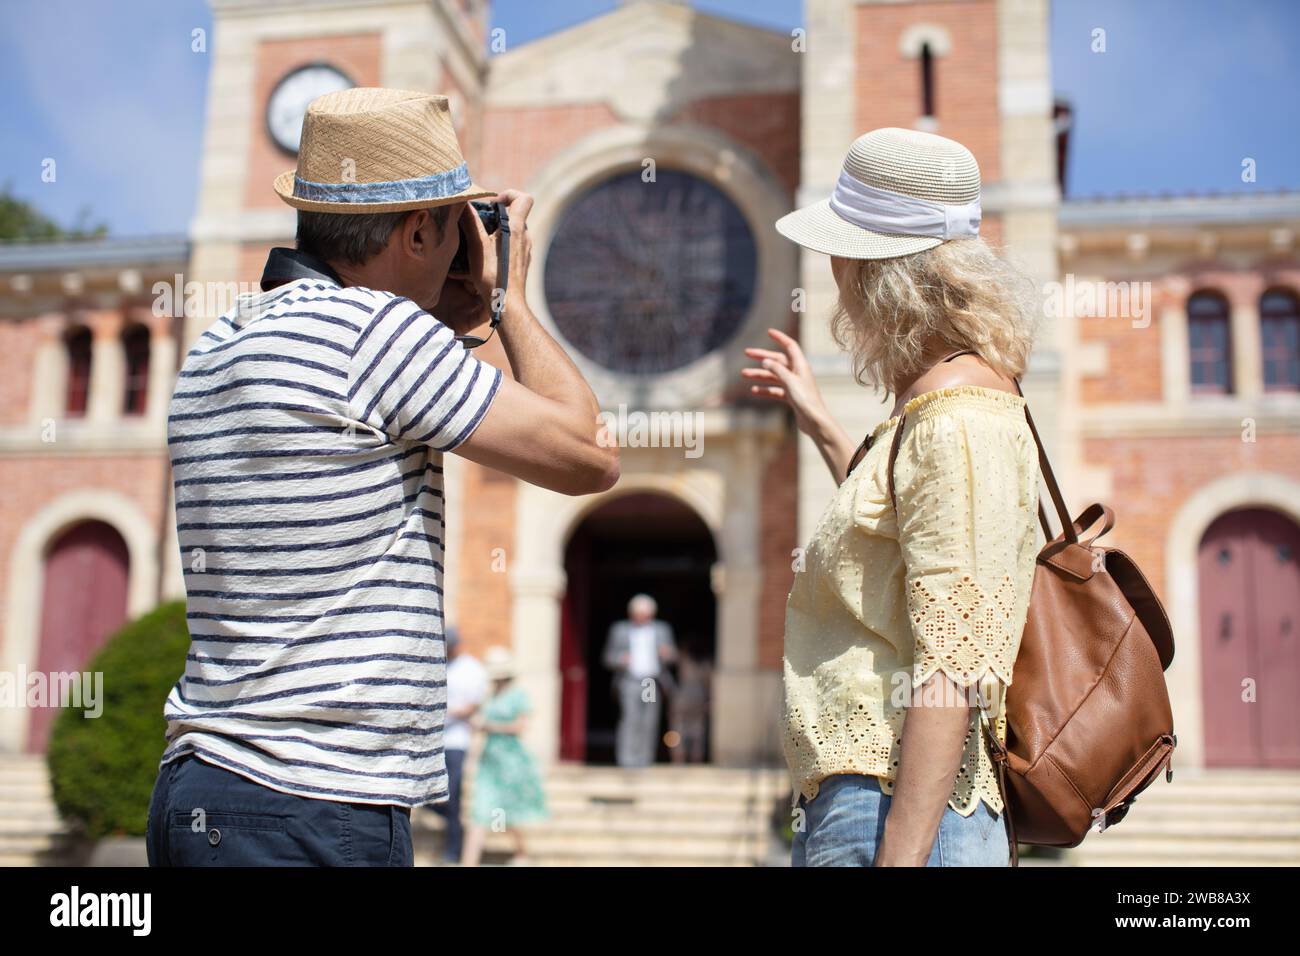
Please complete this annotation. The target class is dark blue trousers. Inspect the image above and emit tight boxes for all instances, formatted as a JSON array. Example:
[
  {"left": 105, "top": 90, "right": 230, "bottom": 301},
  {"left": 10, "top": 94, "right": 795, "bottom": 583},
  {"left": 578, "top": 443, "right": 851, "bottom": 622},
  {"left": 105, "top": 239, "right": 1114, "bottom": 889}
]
[
  {"left": 429, "top": 747, "right": 466, "bottom": 861},
  {"left": 146, "top": 755, "right": 414, "bottom": 867}
]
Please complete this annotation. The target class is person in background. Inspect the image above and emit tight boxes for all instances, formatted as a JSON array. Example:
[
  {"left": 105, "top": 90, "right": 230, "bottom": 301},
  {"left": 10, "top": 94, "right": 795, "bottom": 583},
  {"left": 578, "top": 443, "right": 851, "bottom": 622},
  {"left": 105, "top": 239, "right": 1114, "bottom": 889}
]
[
  {"left": 669, "top": 636, "right": 712, "bottom": 765},
  {"left": 461, "top": 647, "right": 548, "bottom": 866},
  {"left": 603, "top": 594, "right": 677, "bottom": 768},
  {"left": 432, "top": 628, "right": 486, "bottom": 863}
]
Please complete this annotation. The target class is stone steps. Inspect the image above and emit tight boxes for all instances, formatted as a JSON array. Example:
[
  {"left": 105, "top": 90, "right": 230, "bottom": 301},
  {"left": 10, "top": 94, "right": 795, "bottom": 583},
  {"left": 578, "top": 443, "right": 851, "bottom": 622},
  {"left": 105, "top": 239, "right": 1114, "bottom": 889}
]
[
  {"left": 415, "top": 763, "right": 788, "bottom": 866},
  {"left": 7, "top": 751, "right": 1297, "bottom": 868},
  {"left": 1061, "top": 770, "right": 1300, "bottom": 867},
  {"left": 0, "top": 756, "right": 75, "bottom": 866}
]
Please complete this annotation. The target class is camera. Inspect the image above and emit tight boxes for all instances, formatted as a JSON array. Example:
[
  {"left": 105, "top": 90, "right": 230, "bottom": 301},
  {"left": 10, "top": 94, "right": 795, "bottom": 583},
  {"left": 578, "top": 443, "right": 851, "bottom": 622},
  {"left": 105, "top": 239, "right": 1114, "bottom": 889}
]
[{"left": 450, "top": 200, "right": 504, "bottom": 275}]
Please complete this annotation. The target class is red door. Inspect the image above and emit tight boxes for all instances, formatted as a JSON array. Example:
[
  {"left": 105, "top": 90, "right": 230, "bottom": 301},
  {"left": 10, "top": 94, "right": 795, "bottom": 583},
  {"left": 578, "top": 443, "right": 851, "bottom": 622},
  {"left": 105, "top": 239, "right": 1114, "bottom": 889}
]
[
  {"left": 26, "top": 521, "right": 130, "bottom": 752},
  {"left": 1199, "top": 508, "right": 1300, "bottom": 767},
  {"left": 559, "top": 523, "right": 591, "bottom": 761}
]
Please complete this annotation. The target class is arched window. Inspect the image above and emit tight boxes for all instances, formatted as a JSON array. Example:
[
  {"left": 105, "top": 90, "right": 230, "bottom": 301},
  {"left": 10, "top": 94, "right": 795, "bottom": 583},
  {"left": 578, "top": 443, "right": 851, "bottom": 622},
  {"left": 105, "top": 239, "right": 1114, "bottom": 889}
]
[
  {"left": 64, "top": 326, "right": 93, "bottom": 417},
  {"left": 1260, "top": 288, "right": 1299, "bottom": 392},
  {"left": 899, "top": 24, "right": 950, "bottom": 126},
  {"left": 122, "top": 324, "right": 151, "bottom": 416},
  {"left": 1187, "top": 291, "right": 1233, "bottom": 395},
  {"left": 920, "top": 42, "right": 936, "bottom": 119}
]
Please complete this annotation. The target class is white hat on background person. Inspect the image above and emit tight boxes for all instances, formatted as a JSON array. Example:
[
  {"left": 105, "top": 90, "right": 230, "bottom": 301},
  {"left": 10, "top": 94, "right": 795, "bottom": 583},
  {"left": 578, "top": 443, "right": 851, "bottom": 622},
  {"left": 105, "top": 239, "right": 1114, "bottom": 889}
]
[{"left": 483, "top": 645, "right": 517, "bottom": 682}]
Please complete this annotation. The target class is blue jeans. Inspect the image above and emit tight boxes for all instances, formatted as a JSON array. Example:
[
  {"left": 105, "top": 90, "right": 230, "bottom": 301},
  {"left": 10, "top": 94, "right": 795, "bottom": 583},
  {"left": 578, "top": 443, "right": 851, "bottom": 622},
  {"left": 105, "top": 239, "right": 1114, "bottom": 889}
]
[
  {"left": 146, "top": 755, "right": 414, "bottom": 867},
  {"left": 791, "top": 774, "right": 1010, "bottom": 867},
  {"left": 430, "top": 748, "right": 466, "bottom": 861}
]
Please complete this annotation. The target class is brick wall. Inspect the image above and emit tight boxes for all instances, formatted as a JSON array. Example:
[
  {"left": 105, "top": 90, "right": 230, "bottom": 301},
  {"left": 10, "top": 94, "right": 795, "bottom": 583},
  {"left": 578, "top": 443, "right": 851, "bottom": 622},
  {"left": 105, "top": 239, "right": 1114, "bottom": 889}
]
[
  {"left": 451, "top": 459, "right": 518, "bottom": 657},
  {"left": 1084, "top": 433, "right": 1300, "bottom": 604},
  {"left": 0, "top": 454, "right": 169, "bottom": 628},
  {"left": 673, "top": 92, "right": 801, "bottom": 196},
  {"left": 478, "top": 102, "right": 621, "bottom": 189},
  {"left": 854, "top": 0, "right": 1001, "bottom": 184},
  {"left": 0, "top": 318, "right": 43, "bottom": 426},
  {"left": 758, "top": 429, "right": 799, "bottom": 670},
  {"left": 243, "top": 34, "right": 384, "bottom": 210}
]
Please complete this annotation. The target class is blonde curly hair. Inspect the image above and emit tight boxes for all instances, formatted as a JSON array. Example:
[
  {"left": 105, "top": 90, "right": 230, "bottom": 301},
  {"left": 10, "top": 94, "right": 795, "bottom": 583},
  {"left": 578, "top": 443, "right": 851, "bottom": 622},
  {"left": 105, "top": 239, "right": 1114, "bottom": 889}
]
[{"left": 829, "top": 238, "right": 1039, "bottom": 390}]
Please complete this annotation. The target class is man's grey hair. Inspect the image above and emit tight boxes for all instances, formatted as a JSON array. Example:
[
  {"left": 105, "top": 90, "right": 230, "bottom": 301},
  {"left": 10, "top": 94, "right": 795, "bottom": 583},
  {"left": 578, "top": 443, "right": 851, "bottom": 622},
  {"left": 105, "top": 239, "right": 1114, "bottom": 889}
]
[
  {"left": 628, "top": 594, "right": 657, "bottom": 617},
  {"left": 296, "top": 205, "right": 452, "bottom": 267}
]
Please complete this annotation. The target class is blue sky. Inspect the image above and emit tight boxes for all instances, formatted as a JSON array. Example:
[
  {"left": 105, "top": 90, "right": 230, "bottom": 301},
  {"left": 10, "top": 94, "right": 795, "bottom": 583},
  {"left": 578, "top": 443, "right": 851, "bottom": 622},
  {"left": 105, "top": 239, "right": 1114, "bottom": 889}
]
[{"left": 1, "top": 0, "right": 1296, "bottom": 237}]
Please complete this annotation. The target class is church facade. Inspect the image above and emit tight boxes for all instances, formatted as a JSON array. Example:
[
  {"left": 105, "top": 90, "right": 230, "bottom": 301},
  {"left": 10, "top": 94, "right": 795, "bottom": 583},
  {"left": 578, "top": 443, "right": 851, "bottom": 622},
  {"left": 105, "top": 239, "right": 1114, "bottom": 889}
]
[{"left": 1, "top": 0, "right": 1297, "bottom": 777}]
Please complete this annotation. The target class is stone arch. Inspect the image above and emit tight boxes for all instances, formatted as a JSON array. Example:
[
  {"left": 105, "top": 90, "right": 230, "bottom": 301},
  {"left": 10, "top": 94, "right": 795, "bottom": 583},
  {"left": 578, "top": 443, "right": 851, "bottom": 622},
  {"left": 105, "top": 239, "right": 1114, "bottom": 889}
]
[
  {"left": 0, "top": 490, "right": 159, "bottom": 752},
  {"left": 506, "top": 467, "right": 746, "bottom": 765},
  {"left": 899, "top": 23, "right": 953, "bottom": 58}
]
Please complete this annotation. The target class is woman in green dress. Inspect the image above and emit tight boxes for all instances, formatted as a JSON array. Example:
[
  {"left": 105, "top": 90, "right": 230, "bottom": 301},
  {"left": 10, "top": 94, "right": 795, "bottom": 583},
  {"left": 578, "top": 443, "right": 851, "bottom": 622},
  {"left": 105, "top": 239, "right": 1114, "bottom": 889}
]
[{"left": 462, "top": 646, "right": 549, "bottom": 865}]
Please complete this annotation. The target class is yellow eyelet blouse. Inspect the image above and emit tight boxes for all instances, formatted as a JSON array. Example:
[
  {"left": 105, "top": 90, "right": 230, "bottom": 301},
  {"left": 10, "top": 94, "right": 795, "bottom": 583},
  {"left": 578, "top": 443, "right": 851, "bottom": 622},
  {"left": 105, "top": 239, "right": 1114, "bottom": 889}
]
[{"left": 781, "top": 385, "right": 1040, "bottom": 816}]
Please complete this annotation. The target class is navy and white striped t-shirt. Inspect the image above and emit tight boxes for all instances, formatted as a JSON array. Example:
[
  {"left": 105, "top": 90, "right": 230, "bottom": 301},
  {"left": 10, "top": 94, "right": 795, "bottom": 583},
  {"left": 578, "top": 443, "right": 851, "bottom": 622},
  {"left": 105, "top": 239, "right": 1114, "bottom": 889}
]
[{"left": 161, "top": 277, "right": 502, "bottom": 807}]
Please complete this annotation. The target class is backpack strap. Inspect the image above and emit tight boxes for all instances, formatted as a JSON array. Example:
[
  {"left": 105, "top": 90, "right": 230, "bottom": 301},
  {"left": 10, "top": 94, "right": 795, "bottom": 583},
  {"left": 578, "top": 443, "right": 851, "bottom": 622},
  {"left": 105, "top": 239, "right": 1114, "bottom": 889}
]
[{"left": 885, "top": 354, "right": 1078, "bottom": 546}]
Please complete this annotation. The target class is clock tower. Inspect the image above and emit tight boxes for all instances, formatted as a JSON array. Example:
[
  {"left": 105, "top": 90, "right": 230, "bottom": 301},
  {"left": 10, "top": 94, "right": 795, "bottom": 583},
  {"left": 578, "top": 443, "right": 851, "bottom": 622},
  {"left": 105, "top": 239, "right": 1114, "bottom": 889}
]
[{"left": 187, "top": 0, "right": 489, "bottom": 346}]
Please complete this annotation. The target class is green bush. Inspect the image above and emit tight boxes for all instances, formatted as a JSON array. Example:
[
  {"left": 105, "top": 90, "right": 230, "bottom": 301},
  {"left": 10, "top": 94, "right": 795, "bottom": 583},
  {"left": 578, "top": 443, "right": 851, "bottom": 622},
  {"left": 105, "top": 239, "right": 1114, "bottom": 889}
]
[{"left": 47, "top": 601, "right": 190, "bottom": 839}]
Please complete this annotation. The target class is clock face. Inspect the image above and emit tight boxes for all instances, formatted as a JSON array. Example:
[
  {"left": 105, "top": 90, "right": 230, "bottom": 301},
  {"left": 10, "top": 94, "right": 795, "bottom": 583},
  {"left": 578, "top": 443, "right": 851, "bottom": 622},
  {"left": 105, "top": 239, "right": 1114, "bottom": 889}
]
[
  {"left": 266, "top": 63, "right": 353, "bottom": 155},
  {"left": 544, "top": 169, "right": 758, "bottom": 375}
]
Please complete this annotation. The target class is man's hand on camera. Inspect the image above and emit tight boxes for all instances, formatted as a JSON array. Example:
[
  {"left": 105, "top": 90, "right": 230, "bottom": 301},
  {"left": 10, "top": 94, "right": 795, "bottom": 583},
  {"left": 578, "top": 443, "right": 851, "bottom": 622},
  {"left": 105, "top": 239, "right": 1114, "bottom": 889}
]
[
  {"left": 434, "top": 276, "right": 487, "bottom": 336},
  {"left": 463, "top": 189, "right": 533, "bottom": 309}
]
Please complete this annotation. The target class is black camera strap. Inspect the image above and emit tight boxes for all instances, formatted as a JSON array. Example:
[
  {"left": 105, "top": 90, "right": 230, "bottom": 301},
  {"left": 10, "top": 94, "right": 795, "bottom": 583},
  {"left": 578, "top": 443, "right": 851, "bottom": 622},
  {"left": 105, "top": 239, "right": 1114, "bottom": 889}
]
[
  {"left": 455, "top": 203, "right": 510, "bottom": 350},
  {"left": 260, "top": 247, "right": 343, "bottom": 292}
]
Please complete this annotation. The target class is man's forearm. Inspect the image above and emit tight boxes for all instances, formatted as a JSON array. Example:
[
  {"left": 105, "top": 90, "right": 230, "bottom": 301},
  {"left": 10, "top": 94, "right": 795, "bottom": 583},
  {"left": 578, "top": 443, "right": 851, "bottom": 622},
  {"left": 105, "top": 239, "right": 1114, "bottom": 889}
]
[{"left": 496, "top": 293, "right": 599, "bottom": 417}]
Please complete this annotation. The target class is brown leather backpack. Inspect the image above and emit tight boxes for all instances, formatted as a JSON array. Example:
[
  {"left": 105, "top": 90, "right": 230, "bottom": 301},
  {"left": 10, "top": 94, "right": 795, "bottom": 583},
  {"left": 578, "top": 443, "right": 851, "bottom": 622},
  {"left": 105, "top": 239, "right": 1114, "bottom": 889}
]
[{"left": 886, "top": 365, "right": 1177, "bottom": 867}]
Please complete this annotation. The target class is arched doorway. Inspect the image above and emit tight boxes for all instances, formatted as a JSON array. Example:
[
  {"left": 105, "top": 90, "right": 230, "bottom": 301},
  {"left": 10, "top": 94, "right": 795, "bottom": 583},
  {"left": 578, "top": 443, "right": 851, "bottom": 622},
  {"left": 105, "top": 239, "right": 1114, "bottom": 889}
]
[
  {"left": 1198, "top": 507, "right": 1300, "bottom": 767},
  {"left": 560, "top": 492, "right": 718, "bottom": 764},
  {"left": 25, "top": 520, "right": 130, "bottom": 752}
]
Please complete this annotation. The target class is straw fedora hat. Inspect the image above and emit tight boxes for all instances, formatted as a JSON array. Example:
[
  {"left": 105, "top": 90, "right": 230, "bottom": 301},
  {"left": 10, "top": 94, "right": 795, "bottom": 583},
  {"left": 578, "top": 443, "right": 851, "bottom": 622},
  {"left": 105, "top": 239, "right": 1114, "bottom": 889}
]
[
  {"left": 273, "top": 87, "right": 495, "bottom": 214},
  {"left": 483, "top": 646, "right": 517, "bottom": 682},
  {"left": 776, "top": 127, "right": 981, "bottom": 260}
]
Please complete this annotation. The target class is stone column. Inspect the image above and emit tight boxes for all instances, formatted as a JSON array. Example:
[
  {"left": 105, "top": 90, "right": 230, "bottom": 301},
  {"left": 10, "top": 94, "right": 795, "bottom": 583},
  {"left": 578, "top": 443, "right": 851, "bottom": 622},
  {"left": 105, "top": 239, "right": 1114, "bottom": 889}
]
[
  {"left": 711, "top": 419, "right": 782, "bottom": 766},
  {"left": 28, "top": 314, "right": 70, "bottom": 428},
  {"left": 509, "top": 560, "right": 567, "bottom": 767},
  {"left": 1230, "top": 279, "right": 1264, "bottom": 400},
  {"left": 1159, "top": 279, "right": 1191, "bottom": 405},
  {"left": 83, "top": 309, "right": 126, "bottom": 424},
  {"left": 133, "top": 307, "right": 178, "bottom": 427}
]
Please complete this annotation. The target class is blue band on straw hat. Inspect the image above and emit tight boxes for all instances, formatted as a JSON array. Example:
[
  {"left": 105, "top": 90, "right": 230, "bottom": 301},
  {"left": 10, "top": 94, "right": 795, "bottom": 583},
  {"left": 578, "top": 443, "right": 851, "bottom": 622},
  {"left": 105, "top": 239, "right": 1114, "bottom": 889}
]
[{"left": 293, "top": 162, "right": 472, "bottom": 205}]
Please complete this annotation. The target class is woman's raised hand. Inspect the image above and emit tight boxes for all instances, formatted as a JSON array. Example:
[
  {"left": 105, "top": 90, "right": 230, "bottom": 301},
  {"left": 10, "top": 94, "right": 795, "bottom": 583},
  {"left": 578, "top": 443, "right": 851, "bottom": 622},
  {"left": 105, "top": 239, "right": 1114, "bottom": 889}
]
[
  {"left": 742, "top": 328, "right": 831, "bottom": 438},
  {"left": 742, "top": 327, "right": 856, "bottom": 484}
]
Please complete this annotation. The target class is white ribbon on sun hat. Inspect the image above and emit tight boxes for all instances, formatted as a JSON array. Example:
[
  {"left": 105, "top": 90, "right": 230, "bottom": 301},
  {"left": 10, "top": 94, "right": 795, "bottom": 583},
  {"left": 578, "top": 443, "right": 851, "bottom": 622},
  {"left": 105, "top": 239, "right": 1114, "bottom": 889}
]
[{"left": 829, "top": 169, "right": 981, "bottom": 240}]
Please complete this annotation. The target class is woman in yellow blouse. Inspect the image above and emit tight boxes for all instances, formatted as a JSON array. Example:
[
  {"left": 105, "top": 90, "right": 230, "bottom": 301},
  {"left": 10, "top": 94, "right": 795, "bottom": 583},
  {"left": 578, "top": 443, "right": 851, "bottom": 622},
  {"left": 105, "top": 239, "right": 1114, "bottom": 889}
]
[{"left": 742, "top": 128, "right": 1040, "bottom": 867}]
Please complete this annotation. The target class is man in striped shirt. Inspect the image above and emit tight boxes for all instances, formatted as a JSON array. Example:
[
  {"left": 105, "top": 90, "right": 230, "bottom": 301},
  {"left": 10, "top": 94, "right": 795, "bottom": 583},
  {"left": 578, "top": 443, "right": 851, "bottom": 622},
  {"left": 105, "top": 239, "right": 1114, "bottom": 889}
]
[{"left": 145, "top": 89, "right": 617, "bottom": 866}]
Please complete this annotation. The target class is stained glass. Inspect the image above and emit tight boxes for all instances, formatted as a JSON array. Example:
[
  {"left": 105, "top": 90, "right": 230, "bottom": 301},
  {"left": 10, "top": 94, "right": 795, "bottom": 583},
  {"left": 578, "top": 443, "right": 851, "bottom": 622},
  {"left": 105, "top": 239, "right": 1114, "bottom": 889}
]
[{"left": 544, "top": 169, "right": 757, "bottom": 374}]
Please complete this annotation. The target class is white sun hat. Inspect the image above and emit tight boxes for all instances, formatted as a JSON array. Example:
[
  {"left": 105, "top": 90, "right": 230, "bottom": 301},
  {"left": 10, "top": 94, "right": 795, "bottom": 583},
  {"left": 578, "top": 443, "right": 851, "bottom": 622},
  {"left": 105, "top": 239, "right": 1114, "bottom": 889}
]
[
  {"left": 484, "top": 645, "right": 517, "bottom": 681},
  {"left": 776, "top": 127, "right": 982, "bottom": 260}
]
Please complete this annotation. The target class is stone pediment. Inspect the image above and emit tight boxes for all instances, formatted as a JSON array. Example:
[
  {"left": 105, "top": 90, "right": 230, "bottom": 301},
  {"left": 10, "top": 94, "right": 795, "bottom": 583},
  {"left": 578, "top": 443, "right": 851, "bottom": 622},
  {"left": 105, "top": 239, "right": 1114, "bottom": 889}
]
[{"left": 485, "top": 1, "right": 799, "bottom": 122}]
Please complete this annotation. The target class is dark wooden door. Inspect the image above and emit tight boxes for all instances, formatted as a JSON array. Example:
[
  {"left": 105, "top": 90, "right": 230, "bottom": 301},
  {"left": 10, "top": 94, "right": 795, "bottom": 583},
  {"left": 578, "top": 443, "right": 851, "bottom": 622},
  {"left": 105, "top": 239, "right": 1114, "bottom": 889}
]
[
  {"left": 1198, "top": 508, "right": 1300, "bottom": 767},
  {"left": 559, "top": 527, "right": 591, "bottom": 762},
  {"left": 26, "top": 521, "right": 130, "bottom": 752},
  {"left": 561, "top": 493, "right": 717, "bottom": 765}
]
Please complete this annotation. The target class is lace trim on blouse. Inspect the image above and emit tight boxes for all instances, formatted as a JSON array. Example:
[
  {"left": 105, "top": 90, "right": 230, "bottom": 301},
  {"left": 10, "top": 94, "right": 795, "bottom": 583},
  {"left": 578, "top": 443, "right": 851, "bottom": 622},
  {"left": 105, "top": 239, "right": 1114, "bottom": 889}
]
[{"left": 781, "top": 384, "right": 1037, "bottom": 818}]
